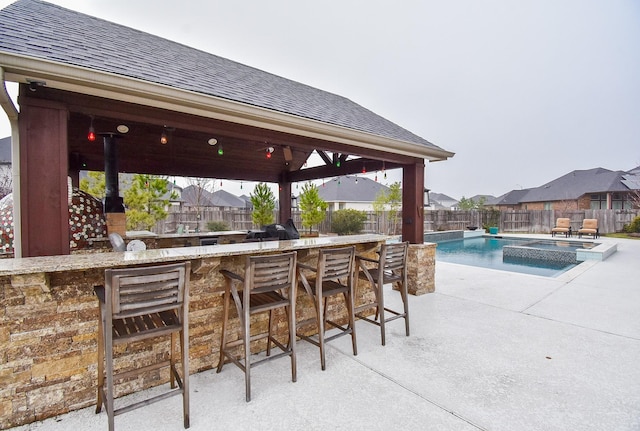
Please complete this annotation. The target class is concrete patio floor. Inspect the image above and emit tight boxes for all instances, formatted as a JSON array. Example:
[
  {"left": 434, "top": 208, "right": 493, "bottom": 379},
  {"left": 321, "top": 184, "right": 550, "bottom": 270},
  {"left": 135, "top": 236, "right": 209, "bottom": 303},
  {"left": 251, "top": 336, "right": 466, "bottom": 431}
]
[{"left": 11, "top": 235, "right": 640, "bottom": 431}]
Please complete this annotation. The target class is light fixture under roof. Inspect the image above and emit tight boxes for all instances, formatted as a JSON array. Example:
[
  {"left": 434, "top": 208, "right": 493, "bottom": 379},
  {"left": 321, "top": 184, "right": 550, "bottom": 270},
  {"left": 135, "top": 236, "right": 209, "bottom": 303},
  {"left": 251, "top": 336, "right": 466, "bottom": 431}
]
[
  {"left": 208, "top": 138, "right": 218, "bottom": 146},
  {"left": 116, "top": 124, "right": 129, "bottom": 134}
]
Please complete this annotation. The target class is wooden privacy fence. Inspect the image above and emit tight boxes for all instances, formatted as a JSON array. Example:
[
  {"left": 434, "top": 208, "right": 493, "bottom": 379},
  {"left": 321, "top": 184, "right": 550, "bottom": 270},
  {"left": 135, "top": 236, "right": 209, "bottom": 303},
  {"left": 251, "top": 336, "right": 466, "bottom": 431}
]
[{"left": 155, "top": 208, "right": 640, "bottom": 235}]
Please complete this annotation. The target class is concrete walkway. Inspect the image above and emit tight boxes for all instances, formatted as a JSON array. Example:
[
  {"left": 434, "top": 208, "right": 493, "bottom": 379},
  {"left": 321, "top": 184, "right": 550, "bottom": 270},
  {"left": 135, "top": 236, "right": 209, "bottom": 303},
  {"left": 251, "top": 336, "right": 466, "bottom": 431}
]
[{"left": 11, "top": 236, "right": 640, "bottom": 431}]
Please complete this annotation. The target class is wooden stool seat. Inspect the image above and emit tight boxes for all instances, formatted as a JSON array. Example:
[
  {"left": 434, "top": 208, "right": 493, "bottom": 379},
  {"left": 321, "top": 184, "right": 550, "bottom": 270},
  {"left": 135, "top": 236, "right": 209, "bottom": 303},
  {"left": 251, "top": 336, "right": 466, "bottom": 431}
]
[{"left": 95, "top": 262, "right": 191, "bottom": 431}]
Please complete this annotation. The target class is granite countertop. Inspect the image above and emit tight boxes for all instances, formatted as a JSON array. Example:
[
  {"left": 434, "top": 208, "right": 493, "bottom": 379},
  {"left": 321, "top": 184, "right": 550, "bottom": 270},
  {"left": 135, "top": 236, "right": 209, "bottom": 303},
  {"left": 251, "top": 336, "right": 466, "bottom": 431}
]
[
  {"left": 0, "top": 234, "right": 389, "bottom": 276},
  {"left": 127, "top": 230, "right": 249, "bottom": 239}
]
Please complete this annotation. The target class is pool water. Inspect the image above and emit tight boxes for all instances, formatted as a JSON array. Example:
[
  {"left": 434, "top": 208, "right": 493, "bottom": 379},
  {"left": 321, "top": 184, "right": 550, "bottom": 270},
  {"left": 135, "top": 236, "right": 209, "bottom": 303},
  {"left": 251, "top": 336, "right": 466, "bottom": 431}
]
[{"left": 436, "top": 237, "right": 578, "bottom": 277}]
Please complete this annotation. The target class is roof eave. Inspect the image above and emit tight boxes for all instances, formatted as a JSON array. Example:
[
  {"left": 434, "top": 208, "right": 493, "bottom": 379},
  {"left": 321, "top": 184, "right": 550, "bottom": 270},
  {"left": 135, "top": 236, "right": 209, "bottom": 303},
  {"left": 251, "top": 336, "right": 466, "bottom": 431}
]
[{"left": 1, "top": 52, "right": 454, "bottom": 162}]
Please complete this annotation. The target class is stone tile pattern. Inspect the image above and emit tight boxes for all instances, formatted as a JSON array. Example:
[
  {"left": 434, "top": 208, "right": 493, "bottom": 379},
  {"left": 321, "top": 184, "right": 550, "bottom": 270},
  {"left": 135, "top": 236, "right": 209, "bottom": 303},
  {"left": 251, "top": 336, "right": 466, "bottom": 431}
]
[
  {"left": 503, "top": 246, "right": 577, "bottom": 264},
  {"left": 0, "top": 235, "right": 441, "bottom": 428},
  {"left": 407, "top": 244, "right": 436, "bottom": 295}
]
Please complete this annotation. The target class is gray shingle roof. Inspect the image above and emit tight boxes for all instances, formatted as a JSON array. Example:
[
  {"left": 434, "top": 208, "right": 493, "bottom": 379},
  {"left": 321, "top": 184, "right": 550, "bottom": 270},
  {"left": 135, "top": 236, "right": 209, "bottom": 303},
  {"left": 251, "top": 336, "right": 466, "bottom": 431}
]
[
  {"left": 520, "top": 168, "right": 631, "bottom": 202},
  {"left": 182, "top": 186, "right": 247, "bottom": 208},
  {"left": 317, "top": 176, "right": 390, "bottom": 203},
  {"left": 492, "top": 189, "right": 531, "bottom": 206},
  {"left": 0, "top": 0, "right": 446, "bottom": 153}
]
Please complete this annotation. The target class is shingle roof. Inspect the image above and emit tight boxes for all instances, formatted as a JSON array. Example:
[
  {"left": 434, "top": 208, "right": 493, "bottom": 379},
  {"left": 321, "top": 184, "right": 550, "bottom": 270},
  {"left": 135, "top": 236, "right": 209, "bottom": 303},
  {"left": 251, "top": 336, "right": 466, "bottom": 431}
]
[
  {"left": 0, "top": 0, "right": 447, "bottom": 154},
  {"left": 317, "top": 176, "right": 390, "bottom": 203},
  {"left": 492, "top": 189, "right": 530, "bottom": 206},
  {"left": 182, "top": 186, "right": 247, "bottom": 208},
  {"left": 519, "top": 168, "right": 631, "bottom": 202}
]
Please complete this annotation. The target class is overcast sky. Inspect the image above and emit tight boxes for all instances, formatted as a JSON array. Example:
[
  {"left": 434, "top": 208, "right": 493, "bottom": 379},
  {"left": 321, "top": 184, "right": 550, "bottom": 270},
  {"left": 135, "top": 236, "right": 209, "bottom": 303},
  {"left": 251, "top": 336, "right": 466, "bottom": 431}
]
[{"left": 0, "top": 0, "right": 638, "bottom": 200}]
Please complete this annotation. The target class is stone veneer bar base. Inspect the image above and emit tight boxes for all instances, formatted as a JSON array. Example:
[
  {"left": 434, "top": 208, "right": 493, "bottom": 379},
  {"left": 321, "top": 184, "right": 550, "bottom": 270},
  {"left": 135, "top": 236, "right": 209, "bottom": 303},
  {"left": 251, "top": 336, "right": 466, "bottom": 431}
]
[
  {"left": 406, "top": 243, "right": 437, "bottom": 295},
  {"left": 0, "top": 235, "right": 387, "bottom": 429}
]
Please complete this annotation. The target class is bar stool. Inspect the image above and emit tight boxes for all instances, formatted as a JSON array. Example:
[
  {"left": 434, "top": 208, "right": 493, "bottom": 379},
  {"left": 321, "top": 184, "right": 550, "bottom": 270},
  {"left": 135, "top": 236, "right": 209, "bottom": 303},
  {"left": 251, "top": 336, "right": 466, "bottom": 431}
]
[
  {"left": 95, "top": 262, "right": 191, "bottom": 431},
  {"left": 297, "top": 246, "right": 357, "bottom": 370},
  {"left": 217, "top": 251, "right": 298, "bottom": 401},
  {"left": 356, "top": 241, "right": 409, "bottom": 345}
]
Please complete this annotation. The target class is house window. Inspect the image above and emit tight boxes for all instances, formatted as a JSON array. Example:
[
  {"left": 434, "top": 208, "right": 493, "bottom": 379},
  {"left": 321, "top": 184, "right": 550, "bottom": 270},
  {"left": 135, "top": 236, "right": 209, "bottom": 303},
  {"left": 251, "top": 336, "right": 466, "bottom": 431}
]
[
  {"left": 590, "top": 193, "right": 606, "bottom": 209},
  {"left": 544, "top": 202, "right": 552, "bottom": 210},
  {"left": 612, "top": 193, "right": 634, "bottom": 210}
]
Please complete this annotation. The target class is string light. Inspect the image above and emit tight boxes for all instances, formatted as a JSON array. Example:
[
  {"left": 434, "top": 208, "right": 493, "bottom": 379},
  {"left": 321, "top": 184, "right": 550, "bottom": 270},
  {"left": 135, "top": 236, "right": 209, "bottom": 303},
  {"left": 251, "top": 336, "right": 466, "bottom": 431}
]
[
  {"left": 160, "top": 130, "right": 168, "bottom": 144},
  {"left": 87, "top": 117, "right": 95, "bottom": 142},
  {"left": 362, "top": 163, "right": 366, "bottom": 174},
  {"left": 266, "top": 147, "right": 274, "bottom": 159},
  {"left": 217, "top": 144, "right": 224, "bottom": 155}
]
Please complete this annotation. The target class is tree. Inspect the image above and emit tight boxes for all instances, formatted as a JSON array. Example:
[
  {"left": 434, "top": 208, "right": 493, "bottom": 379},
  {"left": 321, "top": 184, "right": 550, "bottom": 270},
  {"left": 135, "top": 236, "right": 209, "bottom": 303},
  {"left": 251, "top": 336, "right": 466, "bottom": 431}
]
[
  {"left": 298, "top": 182, "right": 328, "bottom": 234},
  {"left": 457, "top": 196, "right": 476, "bottom": 210},
  {"left": 79, "top": 171, "right": 106, "bottom": 199},
  {"left": 372, "top": 182, "right": 402, "bottom": 234},
  {"left": 124, "top": 174, "right": 177, "bottom": 230},
  {"left": 0, "top": 166, "right": 12, "bottom": 200},
  {"left": 185, "top": 177, "right": 215, "bottom": 231},
  {"left": 331, "top": 209, "right": 367, "bottom": 235},
  {"left": 250, "top": 183, "right": 276, "bottom": 227}
]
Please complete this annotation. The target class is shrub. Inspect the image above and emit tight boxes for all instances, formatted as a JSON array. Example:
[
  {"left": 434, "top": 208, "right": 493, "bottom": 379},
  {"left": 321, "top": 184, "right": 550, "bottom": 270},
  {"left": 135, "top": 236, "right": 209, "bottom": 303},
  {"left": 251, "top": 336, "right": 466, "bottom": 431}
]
[
  {"left": 623, "top": 216, "right": 640, "bottom": 233},
  {"left": 206, "top": 221, "right": 229, "bottom": 232},
  {"left": 331, "top": 209, "right": 367, "bottom": 235}
]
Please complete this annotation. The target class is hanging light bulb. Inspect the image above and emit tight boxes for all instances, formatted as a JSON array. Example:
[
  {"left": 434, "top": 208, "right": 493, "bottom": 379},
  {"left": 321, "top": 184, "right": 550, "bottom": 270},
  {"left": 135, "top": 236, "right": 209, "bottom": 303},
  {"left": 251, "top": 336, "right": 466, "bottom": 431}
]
[
  {"left": 240, "top": 181, "right": 243, "bottom": 190},
  {"left": 355, "top": 176, "right": 358, "bottom": 184},
  {"left": 87, "top": 117, "right": 95, "bottom": 142},
  {"left": 217, "top": 144, "right": 224, "bottom": 155},
  {"left": 266, "top": 146, "right": 274, "bottom": 159},
  {"left": 160, "top": 130, "right": 168, "bottom": 144},
  {"left": 362, "top": 163, "right": 366, "bottom": 174},
  {"left": 382, "top": 161, "right": 387, "bottom": 179}
]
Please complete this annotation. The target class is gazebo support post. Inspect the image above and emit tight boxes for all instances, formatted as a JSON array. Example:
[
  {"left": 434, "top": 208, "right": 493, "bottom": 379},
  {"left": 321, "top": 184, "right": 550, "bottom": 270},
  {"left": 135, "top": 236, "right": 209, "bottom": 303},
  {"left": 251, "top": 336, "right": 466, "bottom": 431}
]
[{"left": 401, "top": 161, "right": 425, "bottom": 244}]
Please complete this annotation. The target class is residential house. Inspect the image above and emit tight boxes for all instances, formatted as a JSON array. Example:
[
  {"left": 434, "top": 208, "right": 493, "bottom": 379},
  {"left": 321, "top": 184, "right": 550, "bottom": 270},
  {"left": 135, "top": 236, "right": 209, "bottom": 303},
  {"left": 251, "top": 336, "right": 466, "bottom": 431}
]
[
  {"left": 182, "top": 186, "right": 248, "bottom": 210},
  {"left": 427, "top": 192, "right": 459, "bottom": 210},
  {"left": 494, "top": 167, "right": 639, "bottom": 210},
  {"left": 316, "top": 175, "right": 391, "bottom": 211}
]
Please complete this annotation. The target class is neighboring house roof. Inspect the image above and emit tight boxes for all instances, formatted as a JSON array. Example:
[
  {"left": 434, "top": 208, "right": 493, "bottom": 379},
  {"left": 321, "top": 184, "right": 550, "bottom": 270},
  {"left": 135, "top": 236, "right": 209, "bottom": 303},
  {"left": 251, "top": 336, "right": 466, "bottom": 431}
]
[
  {"left": 0, "top": 0, "right": 453, "bottom": 161},
  {"left": 492, "top": 189, "right": 531, "bottom": 206},
  {"left": 0, "top": 137, "right": 10, "bottom": 164},
  {"left": 428, "top": 192, "right": 458, "bottom": 208},
  {"left": 429, "top": 192, "right": 457, "bottom": 203},
  {"left": 519, "top": 168, "right": 630, "bottom": 202},
  {"left": 210, "top": 189, "right": 248, "bottom": 208},
  {"left": 317, "top": 176, "right": 390, "bottom": 203},
  {"left": 469, "top": 194, "right": 496, "bottom": 205},
  {"left": 622, "top": 165, "right": 640, "bottom": 190},
  {"left": 182, "top": 186, "right": 247, "bottom": 208}
]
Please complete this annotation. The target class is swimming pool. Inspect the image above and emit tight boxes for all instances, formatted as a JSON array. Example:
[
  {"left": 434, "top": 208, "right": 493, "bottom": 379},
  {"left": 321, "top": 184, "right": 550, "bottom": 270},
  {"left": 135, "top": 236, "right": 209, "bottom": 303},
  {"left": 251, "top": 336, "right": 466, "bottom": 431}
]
[{"left": 435, "top": 236, "right": 582, "bottom": 277}]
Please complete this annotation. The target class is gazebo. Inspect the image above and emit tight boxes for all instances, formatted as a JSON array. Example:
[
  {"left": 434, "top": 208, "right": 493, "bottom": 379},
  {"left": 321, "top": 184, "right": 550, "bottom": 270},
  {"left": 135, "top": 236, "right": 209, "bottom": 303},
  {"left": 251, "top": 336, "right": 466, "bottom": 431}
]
[{"left": 0, "top": 0, "right": 454, "bottom": 257}]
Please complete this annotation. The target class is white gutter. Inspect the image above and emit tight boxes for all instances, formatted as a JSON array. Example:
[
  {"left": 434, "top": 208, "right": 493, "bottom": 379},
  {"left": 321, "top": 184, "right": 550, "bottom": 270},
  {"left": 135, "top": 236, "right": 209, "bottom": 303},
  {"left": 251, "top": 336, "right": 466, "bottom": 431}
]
[
  {"left": 0, "top": 52, "right": 455, "bottom": 162},
  {"left": 0, "top": 66, "right": 21, "bottom": 258}
]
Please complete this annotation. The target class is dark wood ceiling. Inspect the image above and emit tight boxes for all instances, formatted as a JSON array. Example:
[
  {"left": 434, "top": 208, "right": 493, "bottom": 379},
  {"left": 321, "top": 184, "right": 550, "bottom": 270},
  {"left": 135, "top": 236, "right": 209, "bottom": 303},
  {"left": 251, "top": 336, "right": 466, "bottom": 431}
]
[{"left": 33, "top": 86, "right": 413, "bottom": 185}]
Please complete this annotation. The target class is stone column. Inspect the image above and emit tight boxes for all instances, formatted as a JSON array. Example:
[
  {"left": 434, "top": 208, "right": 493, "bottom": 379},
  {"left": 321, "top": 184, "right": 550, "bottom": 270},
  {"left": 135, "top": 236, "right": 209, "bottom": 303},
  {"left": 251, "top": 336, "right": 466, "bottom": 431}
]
[{"left": 405, "top": 242, "right": 437, "bottom": 295}]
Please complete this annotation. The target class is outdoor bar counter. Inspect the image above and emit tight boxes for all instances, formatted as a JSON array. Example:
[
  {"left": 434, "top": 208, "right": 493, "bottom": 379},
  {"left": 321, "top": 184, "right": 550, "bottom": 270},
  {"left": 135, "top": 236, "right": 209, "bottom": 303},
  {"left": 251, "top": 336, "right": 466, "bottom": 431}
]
[{"left": 0, "top": 234, "right": 436, "bottom": 428}]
